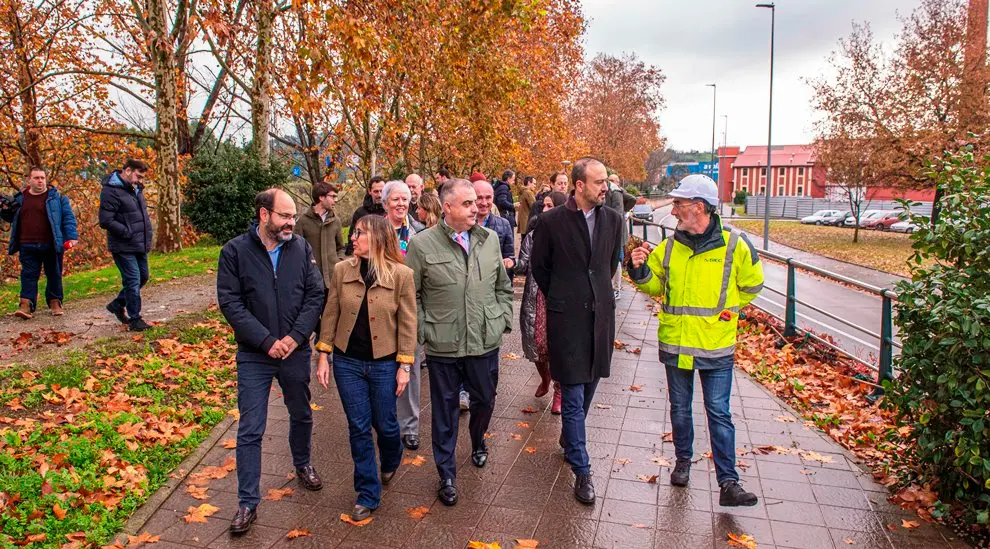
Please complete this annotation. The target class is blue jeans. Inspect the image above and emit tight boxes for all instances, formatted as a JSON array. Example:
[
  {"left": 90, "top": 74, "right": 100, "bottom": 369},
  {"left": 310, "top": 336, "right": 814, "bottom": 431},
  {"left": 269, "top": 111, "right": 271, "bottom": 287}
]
[
  {"left": 19, "top": 243, "right": 63, "bottom": 310},
  {"left": 665, "top": 364, "right": 738, "bottom": 485},
  {"left": 333, "top": 353, "right": 403, "bottom": 509},
  {"left": 235, "top": 356, "right": 313, "bottom": 509},
  {"left": 110, "top": 252, "right": 149, "bottom": 319},
  {"left": 560, "top": 378, "right": 601, "bottom": 475}
]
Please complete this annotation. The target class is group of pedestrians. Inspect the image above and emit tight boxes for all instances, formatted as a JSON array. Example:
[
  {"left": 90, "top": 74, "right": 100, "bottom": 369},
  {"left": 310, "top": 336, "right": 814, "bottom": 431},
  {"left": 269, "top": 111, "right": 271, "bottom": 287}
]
[
  {"left": 213, "top": 162, "right": 766, "bottom": 536},
  {"left": 1, "top": 159, "right": 156, "bottom": 332}
]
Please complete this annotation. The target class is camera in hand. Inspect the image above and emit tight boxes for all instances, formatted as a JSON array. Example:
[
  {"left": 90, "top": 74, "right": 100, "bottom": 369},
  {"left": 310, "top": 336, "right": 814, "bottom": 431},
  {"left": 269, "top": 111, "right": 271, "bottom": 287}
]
[{"left": 0, "top": 194, "right": 17, "bottom": 211}]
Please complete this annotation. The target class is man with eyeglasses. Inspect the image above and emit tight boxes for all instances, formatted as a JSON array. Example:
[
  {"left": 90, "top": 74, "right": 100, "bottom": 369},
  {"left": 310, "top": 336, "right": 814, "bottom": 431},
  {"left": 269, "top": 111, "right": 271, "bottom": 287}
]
[
  {"left": 294, "top": 182, "right": 345, "bottom": 339},
  {"left": 627, "top": 174, "right": 764, "bottom": 507},
  {"left": 217, "top": 188, "right": 326, "bottom": 535}
]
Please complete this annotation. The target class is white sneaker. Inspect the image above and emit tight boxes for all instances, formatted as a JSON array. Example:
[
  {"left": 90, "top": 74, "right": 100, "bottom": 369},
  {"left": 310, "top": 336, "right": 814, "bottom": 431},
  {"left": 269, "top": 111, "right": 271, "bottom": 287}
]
[{"left": 459, "top": 390, "right": 470, "bottom": 411}]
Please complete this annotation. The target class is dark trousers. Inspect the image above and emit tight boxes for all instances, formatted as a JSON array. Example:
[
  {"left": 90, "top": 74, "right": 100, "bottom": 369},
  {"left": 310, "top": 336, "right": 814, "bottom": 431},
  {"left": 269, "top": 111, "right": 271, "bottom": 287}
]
[
  {"left": 333, "top": 353, "right": 403, "bottom": 509},
  {"left": 427, "top": 350, "right": 498, "bottom": 480},
  {"left": 560, "top": 378, "right": 601, "bottom": 475},
  {"left": 235, "top": 355, "right": 313, "bottom": 509},
  {"left": 110, "top": 252, "right": 149, "bottom": 319},
  {"left": 19, "top": 243, "right": 63, "bottom": 310},
  {"left": 666, "top": 365, "right": 738, "bottom": 485}
]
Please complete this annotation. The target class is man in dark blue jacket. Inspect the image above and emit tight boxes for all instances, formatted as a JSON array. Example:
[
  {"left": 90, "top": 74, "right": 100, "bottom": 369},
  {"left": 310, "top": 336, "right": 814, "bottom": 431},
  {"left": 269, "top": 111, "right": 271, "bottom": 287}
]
[
  {"left": 0, "top": 166, "right": 78, "bottom": 319},
  {"left": 99, "top": 159, "right": 153, "bottom": 331},
  {"left": 217, "top": 188, "right": 325, "bottom": 535},
  {"left": 492, "top": 169, "right": 517, "bottom": 231}
]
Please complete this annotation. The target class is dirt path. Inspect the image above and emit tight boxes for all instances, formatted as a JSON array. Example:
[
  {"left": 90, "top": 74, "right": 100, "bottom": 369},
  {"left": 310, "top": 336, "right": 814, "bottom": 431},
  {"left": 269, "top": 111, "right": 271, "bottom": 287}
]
[{"left": 0, "top": 273, "right": 217, "bottom": 365}]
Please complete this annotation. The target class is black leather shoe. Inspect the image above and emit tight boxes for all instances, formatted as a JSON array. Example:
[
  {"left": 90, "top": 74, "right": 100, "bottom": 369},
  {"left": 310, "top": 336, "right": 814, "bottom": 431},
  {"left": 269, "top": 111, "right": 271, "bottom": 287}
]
[
  {"left": 719, "top": 481, "right": 758, "bottom": 507},
  {"left": 381, "top": 469, "right": 397, "bottom": 485},
  {"left": 351, "top": 504, "right": 372, "bottom": 521},
  {"left": 106, "top": 302, "right": 128, "bottom": 324},
  {"left": 229, "top": 506, "right": 256, "bottom": 534},
  {"left": 471, "top": 442, "right": 488, "bottom": 468},
  {"left": 296, "top": 465, "right": 323, "bottom": 491},
  {"left": 128, "top": 317, "right": 151, "bottom": 332},
  {"left": 574, "top": 473, "right": 596, "bottom": 504},
  {"left": 670, "top": 460, "right": 691, "bottom": 487},
  {"left": 438, "top": 478, "right": 457, "bottom": 506},
  {"left": 403, "top": 435, "right": 420, "bottom": 450}
]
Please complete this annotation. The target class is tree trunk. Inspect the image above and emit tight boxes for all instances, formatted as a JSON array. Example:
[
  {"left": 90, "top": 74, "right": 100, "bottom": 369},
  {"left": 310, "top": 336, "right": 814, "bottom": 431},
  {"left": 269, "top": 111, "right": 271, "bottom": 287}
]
[
  {"left": 251, "top": 0, "right": 274, "bottom": 165},
  {"left": 147, "top": 0, "right": 182, "bottom": 252},
  {"left": 9, "top": 9, "right": 42, "bottom": 169}
]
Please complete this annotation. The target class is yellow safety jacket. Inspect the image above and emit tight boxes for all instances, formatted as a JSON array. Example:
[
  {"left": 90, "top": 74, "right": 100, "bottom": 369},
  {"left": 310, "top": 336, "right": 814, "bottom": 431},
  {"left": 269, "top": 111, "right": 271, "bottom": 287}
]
[{"left": 631, "top": 221, "right": 764, "bottom": 370}]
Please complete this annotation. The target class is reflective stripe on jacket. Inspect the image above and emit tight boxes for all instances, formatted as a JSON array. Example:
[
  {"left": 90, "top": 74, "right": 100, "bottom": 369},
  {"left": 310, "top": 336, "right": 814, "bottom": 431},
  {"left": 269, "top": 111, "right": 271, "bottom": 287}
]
[{"left": 632, "top": 219, "right": 764, "bottom": 370}]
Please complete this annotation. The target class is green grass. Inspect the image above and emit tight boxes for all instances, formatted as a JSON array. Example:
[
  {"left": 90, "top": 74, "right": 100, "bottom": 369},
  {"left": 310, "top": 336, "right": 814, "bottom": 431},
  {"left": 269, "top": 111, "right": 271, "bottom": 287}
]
[{"left": 0, "top": 243, "right": 221, "bottom": 314}]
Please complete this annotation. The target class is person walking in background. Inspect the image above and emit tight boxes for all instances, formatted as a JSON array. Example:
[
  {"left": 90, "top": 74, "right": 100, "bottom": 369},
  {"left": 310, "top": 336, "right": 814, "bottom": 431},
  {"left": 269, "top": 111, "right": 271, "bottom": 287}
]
[
  {"left": 314, "top": 214, "right": 415, "bottom": 522},
  {"left": 346, "top": 176, "right": 386, "bottom": 255},
  {"left": 405, "top": 173, "right": 425, "bottom": 223},
  {"left": 434, "top": 168, "right": 451, "bottom": 192},
  {"left": 517, "top": 191, "right": 567, "bottom": 407},
  {"left": 627, "top": 174, "right": 764, "bottom": 507},
  {"left": 1, "top": 166, "right": 78, "bottom": 319},
  {"left": 414, "top": 191, "right": 442, "bottom": 228},
  {"left": 516, "top": 175, "right": 536, "bottom": 235},
  {"left": 492, "top": 169, "right": 516, "bottom": 231},
  {"left": 605, "top": 173, "right": 637, "bottom": 300},
  {"left": 532, "top": 157, "right": 622, "bottom": 504},
  {"left": 294, "top": 182, "right": 345, "bottom": 339},
  {"left": 533, "top": 172, "right": 568, "bottom": 226},
  {"left": 405, "top": 178, "right": 513, "bottom": 506},
  {"left": 382, "top": 180, "right": 420, "bottom": 255},
  {"left": 216, "top": 188, "right": 326, "bottom": 535},
  {"left": 99, "top": 158, "right": 153, "bottom": 332}
]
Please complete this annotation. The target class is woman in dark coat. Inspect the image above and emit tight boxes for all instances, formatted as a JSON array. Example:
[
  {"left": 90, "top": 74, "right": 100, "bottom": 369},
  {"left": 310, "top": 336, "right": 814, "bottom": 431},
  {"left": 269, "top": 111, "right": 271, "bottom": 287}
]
[{"left": 517, "top": 192, "right": 568, "bottom": 411}]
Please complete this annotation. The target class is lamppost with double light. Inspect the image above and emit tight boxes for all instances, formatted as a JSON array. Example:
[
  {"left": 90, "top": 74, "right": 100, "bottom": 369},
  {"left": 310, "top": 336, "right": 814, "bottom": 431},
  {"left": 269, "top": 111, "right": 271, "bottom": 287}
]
[{"left": 756, "top": 2, "right": 775, "bottom": 250}]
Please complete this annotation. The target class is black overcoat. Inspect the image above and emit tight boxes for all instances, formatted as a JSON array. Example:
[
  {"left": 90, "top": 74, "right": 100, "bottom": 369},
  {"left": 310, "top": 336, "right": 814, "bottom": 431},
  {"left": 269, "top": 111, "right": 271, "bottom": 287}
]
[{"left": 531, "top": 196, "right": 622, "bottom": 384}]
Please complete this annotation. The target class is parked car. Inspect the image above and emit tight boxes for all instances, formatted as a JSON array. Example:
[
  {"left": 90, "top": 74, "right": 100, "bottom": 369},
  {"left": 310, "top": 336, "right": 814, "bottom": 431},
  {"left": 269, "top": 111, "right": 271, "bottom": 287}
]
[
  {"left": 844, "top": 210, "right": 883, "bottom": 227},
  {"left": 800, "top": 210, "right": 841, "bottom": 225},
  {"left": 862, "top": 211, "right": 904, "bottom": 231},
  {"left": 631, "top": 203, "right": 654, "bottom": 223},
  {"left": 890, "top": 215, "right": 929, "bottom": 233},
  {"left": 822, "top": 211, "right": 853, "bottom": 226}
]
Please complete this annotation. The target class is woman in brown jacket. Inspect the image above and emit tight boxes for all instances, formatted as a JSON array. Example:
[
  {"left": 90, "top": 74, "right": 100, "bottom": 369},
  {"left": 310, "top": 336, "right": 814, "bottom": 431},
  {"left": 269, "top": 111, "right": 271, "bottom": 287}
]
[{"left": 315, "top": 214, "right": 416, "bottom": 522}]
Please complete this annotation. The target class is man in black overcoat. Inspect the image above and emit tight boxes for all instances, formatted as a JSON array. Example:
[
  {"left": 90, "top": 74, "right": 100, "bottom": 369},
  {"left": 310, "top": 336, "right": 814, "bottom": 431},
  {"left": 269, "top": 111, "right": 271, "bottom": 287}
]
[{"left": 531, "top": 156, "right": 622, "bottom": 504}]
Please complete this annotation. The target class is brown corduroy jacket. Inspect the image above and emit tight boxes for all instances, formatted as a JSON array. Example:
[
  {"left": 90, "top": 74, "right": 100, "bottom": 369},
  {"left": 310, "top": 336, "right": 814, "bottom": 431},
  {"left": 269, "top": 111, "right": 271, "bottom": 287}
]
[{"left": 315, "top": 256, "right": 417, "bottom": 365}]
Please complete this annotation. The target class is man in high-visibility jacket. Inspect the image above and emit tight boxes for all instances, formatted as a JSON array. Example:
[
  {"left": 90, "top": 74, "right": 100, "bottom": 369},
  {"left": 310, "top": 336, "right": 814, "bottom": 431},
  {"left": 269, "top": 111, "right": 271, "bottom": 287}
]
[{"left": 628, "top": 174, "right": 763, "bottom": 507}]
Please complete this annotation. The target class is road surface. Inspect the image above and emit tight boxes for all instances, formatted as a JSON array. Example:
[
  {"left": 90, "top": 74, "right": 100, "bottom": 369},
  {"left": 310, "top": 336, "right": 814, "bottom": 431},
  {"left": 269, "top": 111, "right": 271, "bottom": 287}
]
[{"left": 628, "top": 204, "right": 900, "bottom": 371}]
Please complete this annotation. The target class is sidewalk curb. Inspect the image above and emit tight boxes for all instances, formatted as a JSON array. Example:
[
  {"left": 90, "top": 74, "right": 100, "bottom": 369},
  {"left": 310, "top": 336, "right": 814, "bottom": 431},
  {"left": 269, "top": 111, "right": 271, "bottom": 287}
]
[{"left": 116, "top": 416, "right": 236, "bottom": 539}]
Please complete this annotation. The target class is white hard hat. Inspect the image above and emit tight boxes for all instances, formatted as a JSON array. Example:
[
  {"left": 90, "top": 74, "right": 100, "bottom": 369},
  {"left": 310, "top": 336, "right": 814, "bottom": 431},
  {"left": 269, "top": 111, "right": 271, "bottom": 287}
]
[{"left": 668, "top": 174, "right": 719, "bottom": 207}]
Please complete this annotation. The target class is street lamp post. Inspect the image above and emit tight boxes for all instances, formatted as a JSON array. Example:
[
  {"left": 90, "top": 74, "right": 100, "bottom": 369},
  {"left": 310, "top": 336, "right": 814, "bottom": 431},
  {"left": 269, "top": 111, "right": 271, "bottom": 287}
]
[
  {"left": 706, "top": 83, "right": 718, "bottom": 210},
  {"left": 757, "top": 2, "right": 775, "bottom": 250}
]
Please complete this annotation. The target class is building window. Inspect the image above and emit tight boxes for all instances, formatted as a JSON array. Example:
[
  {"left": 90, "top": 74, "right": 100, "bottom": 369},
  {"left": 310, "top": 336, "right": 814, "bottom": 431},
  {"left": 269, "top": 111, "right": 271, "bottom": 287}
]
[
  {"left": 777, "top": 186, "right": 784, "bottom": 195},
  {"left": 798, "top": 167, "right": 805, "bottom": 175},
  {"left": 797, "top": 186, "right": 804, "bottom": 196},
  {"left": 761, "top": 168, "right": 766, "bottom": 176},
  {"left": 743, "top": 167, "right": 749, "bottom": 176},
  {"left": 759, "top": 186, "right": 766, "bottom": 195},
  {"left": 779, "top": 167, "right": 786, "bottom": 176}
]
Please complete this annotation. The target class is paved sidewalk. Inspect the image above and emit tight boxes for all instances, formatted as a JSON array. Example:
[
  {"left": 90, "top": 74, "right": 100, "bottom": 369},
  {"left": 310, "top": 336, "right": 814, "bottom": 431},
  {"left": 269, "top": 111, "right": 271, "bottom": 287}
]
[{"left": 129, "top": 280, "right": 964, "bottom": 549}]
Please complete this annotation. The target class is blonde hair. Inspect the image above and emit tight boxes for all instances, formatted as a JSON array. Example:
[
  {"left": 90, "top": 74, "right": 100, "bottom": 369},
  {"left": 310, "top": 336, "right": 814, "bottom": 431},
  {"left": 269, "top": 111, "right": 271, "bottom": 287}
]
[
  {"left": 416, "top": 192, "right": 442, "bottom": 227},
  {"left": 357, "top": 215, "right": 405, "bottom": 288}
]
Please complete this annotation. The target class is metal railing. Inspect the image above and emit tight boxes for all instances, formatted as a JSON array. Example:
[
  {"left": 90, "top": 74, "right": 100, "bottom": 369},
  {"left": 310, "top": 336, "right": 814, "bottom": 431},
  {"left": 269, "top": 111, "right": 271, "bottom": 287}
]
[{"left": 628, "top": 217, "right": 898, "bottom": 391}]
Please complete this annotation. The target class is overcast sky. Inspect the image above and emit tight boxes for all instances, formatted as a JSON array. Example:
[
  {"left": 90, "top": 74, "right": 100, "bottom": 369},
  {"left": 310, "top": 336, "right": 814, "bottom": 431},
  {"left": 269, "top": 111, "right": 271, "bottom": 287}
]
[{"left": 581, "top": 0, "right": 914, "bottom": 152}]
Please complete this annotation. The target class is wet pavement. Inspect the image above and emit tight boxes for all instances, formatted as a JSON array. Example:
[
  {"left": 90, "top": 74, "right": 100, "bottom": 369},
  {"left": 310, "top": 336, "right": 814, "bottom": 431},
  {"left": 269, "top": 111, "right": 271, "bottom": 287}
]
[{"left": 130, "top": 280, "right": 967, "bottom": 549}]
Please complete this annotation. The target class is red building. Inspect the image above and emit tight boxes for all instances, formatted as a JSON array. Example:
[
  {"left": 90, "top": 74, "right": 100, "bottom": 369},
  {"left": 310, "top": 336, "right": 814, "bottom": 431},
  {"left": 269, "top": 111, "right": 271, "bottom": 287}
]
[{"left": 718, "top": 145, "right": 826, "bottom": 201}]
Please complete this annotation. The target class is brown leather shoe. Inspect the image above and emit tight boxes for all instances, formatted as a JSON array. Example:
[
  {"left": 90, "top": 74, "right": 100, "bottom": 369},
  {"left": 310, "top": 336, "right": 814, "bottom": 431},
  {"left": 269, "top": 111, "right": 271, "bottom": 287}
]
[
  {"left": 296, "top": 465, "right": 323, "bottom": 491},
  {"left": 229, "top": 506, "right": 256, "bottom": 534},
  {"left": 14, "top": 298, "right": 32, "bottom": 319},
  {"left": 48, "top": 299, "right": 64, "bottom": 316},
  {"left": 381, "top": 469, "right": 397, "bottom": 485}
]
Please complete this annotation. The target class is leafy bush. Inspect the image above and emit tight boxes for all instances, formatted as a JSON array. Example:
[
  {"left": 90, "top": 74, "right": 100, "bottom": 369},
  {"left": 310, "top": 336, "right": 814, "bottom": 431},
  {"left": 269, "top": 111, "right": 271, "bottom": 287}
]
[
  {"left": 623, "top": 184, "right": 641, "bottom": 197},
  {"left": 884, "top": 146, "right": 990, "bottom": 526},
  {"left": 184, "top": 149, "right": 289, "bottom": 244},
  {"left": 734, "top": 189, "right": 748, "bottom": 205}
]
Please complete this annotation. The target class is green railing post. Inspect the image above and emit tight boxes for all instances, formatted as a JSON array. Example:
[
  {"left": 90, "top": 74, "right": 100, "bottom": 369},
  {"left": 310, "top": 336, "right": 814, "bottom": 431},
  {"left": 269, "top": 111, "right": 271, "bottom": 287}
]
[
  {"left": 628, "top": 218, "right": 634, "bottom": 239},
  {"left": 642, "top": 219, "right": 648, "bottom": 240},
  {"left": 877, "top": 292, "right": 894, "bottom": 389},
  {"left": 784, "top": 260, "right": 797, "bottom": 337}
]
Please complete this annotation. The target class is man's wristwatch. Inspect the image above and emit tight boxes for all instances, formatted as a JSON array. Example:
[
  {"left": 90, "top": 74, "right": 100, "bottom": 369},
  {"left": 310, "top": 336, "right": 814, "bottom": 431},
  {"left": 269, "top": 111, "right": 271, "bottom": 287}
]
[{"left": 400, "top": 364, "right": 411, "bottom": 373}]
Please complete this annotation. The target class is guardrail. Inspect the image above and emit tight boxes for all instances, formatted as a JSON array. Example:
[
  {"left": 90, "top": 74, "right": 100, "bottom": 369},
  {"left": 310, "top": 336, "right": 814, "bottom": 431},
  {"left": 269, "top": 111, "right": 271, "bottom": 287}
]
[{"left": 627, "top": 217, "right": 898, "bottom": 393}]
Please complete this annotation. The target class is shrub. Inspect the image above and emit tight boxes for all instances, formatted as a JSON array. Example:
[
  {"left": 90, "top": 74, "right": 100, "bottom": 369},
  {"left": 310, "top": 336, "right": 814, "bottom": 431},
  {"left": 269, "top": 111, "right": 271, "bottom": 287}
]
[
  {"left": 184, "top": 148, "right": 289, "bottom": 244},
  {"left": 734, "top": 189, "right": 748, "bottom": 205},
  {"left": 884, "top": 145, "right": 990, "bottom": 526},
  {"left": 623, "top": 184, "right": 641, "bottom": 197}
]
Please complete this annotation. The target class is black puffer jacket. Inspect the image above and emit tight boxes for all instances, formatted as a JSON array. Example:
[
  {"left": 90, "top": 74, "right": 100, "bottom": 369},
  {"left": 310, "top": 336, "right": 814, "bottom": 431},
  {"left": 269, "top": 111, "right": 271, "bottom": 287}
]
[
  {"left": 217, "top": 225, "right": 325, "bottom": 363},
  {"left": 98, "top": 171, "right": 153, "bottom": 253}
]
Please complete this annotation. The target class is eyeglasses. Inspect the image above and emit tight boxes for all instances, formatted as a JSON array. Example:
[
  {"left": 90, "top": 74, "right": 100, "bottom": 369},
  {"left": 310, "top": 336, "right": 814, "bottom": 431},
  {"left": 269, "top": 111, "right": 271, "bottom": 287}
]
[
  {"left": 351, "top": 228, "right": 364, "bottom": 238},
  {"left": 266, "top": 208, "right": 298, "bottom": 221}
]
